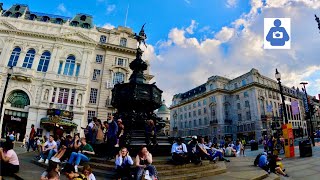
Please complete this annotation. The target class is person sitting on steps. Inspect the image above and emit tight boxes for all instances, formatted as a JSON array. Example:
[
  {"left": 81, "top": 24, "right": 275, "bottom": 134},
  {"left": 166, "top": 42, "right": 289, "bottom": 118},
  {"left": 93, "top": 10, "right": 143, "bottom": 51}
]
[
  {"left": 171, "top": 137, "right": 189, "bottom": 165},
  {"left": 115, "top": 147, "right": 134, "bottom": 180}
]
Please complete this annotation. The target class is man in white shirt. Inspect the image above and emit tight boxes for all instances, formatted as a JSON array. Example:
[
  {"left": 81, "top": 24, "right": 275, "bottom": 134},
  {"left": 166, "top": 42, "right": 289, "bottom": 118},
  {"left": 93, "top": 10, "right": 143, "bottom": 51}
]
[
  {"left": 171, "top": 137, "right": 188, "bottom": 165},
  {"left": 38, "top": 135, "right": 57, "bottom": 164}
]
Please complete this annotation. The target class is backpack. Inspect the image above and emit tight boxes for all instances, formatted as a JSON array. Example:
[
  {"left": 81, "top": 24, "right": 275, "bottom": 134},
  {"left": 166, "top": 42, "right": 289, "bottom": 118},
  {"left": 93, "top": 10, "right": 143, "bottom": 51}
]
[{"left": 254, "top": 153, "right": 263, "bottom": 166}]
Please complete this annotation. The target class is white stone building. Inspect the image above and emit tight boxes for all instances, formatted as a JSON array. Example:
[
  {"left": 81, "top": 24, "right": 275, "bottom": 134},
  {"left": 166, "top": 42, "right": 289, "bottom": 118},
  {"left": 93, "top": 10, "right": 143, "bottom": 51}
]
[
  {"left": 170, "top": 68, "right": 308, "bottom": 142},
  {"left": 0, "top": 4, "right": 152, "bottom": 140}
]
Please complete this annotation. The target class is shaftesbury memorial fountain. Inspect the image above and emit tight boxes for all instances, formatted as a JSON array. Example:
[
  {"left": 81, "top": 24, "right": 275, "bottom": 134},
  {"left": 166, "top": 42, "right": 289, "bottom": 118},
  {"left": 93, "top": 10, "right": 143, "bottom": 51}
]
[{"left": 111, "top": 25, "right": 171, "bottom": 155}]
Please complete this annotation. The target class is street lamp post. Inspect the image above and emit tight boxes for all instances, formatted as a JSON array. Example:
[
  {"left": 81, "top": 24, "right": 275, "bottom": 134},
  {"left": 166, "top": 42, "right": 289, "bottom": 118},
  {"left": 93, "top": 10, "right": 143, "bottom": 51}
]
[
  {"left": 0, "top": 67, "right": 13, "bottom": 137},
  {"left": 300, "top": 82, "right": 315, "bottom": 146},
  {"left": 275, "top": 69, "right": 288, "bottom": 124}
]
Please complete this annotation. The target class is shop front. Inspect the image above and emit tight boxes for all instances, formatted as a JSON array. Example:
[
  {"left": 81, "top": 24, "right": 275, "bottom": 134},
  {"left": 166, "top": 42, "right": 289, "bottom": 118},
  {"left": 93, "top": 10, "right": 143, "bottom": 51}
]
[{"left": 1, "top": 111, "right": 28, "bottom": 141}]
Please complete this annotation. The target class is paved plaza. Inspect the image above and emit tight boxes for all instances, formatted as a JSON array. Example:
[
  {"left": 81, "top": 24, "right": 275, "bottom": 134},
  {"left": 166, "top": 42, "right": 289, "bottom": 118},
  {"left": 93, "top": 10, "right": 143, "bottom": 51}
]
[{"left": 2, "top": 141, "right": 319, "bottom": 180}]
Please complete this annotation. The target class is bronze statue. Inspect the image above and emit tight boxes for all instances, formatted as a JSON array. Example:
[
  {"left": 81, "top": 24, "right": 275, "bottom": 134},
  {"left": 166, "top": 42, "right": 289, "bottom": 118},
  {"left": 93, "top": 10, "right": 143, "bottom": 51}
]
[{"left": 134, "top": 23, "right": 147, "bottom": 48}]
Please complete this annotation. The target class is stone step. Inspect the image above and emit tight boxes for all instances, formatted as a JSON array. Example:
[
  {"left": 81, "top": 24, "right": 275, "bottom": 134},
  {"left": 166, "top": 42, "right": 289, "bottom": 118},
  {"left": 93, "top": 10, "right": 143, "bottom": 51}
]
[
  {"left": 158, "top": 163, "right": 219, "bottom": 176},
  {"left": 89, "top": 160, "right": 212, "bottom": 171},
  {"left": 161, "top": 166, "right": 227, "bottom": 180},
  {"left": 263, "top": 173, "right": 280, "bottom": 180}
]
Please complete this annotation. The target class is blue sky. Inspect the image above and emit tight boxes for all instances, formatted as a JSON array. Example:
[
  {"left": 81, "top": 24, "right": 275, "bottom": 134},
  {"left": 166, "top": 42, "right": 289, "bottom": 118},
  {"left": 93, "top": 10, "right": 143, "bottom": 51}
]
[{"left": 2, "top": 0, "right": 320, "bottom": 104}]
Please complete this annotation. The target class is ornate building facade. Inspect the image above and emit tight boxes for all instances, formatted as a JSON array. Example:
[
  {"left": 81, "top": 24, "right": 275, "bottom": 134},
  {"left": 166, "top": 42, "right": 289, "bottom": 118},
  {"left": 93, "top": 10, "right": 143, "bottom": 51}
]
[
  {"left": 0, "top": 4, "right": 153, "bottom": 139},
  {"left": 170, "top": 68, "right": 309, "bottom": 142}
]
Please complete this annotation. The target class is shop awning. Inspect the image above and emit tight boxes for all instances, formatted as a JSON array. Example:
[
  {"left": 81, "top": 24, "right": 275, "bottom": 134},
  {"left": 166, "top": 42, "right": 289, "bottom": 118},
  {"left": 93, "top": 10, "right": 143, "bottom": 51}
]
[{"left": 40, "top": 117, "right": 78, "bottom": 128}]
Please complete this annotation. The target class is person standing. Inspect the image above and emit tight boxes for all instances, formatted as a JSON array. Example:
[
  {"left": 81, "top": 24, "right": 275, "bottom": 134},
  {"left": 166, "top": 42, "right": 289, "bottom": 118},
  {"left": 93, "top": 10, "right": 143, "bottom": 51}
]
[{"left": 106, "top": 116, "right": 118, "bottom": 160}]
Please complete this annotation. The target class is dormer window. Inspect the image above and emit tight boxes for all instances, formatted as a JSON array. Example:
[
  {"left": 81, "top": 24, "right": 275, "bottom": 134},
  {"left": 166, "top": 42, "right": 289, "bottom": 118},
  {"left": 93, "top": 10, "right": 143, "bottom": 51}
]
[
  {"left": 14, "top": 12, "right": 21, "bottom": 18},
  {"left": 55, "top": 18, "right": 63, "bottom": 24},
  {"left": 100, "top": 35, "right": 107, "bottom": 43},
  {"left": 41, "top": 16, "right": 50, "bottom": 22},
  {"left": 82, "top": 23, "right": 90, "bottom": 29},
  {"left": 4, "top": 11, "right": 12, "bottom": 17},
  {"left": 15, "top": 5, "right": 20, "bottom": 11},
  {"left": 29, "top": 14, "right": 37, "bottom": 20},
  {"left": 70, "top": 21, "right": 79, "bottom": 27},
  {"left": 80, "top": 15, "right": 86, "bottom": 21},
  {"left": 120, "top": 38, "right": 127, "bottom": 47}
]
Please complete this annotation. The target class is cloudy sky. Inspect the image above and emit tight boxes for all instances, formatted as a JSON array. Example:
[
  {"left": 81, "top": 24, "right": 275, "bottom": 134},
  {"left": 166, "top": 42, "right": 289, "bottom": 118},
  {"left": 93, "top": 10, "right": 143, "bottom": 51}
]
[{"left": 3, "top": 0, "right": 320, "bottom": 105}]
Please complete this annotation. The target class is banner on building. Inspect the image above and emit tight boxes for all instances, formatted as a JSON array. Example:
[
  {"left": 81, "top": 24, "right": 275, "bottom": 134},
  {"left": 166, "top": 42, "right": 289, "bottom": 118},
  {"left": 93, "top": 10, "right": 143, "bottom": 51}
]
[{"left": 291, "top": 101, "right": 299, "bottom": 115}]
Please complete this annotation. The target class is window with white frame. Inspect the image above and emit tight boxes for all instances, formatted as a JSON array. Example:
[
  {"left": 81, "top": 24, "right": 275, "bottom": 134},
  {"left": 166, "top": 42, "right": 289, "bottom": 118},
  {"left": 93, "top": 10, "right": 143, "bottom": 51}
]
[
  {"left": 63, "top": 55, "right": 76, "bottom": 76},
  {"left": 92, "top": 69, "right": 101, "bottom": 80},
  {"left": 70, "top": 89, "right": 76, "bottom": 105},
  {"left": 120, "top": 38, "right": 127, "bottom": 47},
  {"left": 37, "top": 51, "right": 51, "bottom": 72},
  {"left": 57, "top": 88, "right": 69, "bottom": 104},
  {"left": 89, "top": 88, "right": 98, "bottom": 104},
  {"left": 51, "top": 88, "right": 57, "bottom": 102},
  {"left": 96, "top": 55, "right": 103, "bottom": 63},
  {"left": 22, "top": 49, "right": 36, "bottom": 68},
  {"left": 115, "top": 57, "right": 127, "bottom": 66},
  {"left": 113, "top": 72, "right": 125, "bottom": 85},
  {"left": 87, "top": 110, "right": 96, "bottom": 122}
]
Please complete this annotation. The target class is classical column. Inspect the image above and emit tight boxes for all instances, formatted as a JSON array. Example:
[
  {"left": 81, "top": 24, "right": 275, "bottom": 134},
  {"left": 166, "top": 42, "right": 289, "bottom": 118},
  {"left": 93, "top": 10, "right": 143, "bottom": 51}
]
[
  {"left": 48, "top": 45, "right": 62, "bottom": 72},
  {"left": 16, "top": 51, "right": 26, "bottom": 67},
  {"left": 54, "top": 87, "right": 60, "bottom": 104},
  {"left": 31, "top": 53, "right": 41, "bottom": 70},
  {"left": 67, "top": 88, "right": 72, "bottom": 106},
  {"left": 48, "top": 87, "right": 54, "bottom": 103},
  {"left": 0, "top": 38, "right": 14, "bottom": 66}
]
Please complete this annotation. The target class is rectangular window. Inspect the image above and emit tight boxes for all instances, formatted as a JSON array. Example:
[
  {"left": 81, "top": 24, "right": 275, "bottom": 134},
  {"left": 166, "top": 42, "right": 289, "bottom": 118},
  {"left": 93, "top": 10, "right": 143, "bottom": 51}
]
[
  {"left": 185, "top": 122, "right": 187, "bottom": 128},
  {"left": 189, "top": 121, "right": 191, "bottom": 128},
  {"left": 242, "top": 79, "right": 247, "bottom": 86},
  {"left": 184, "top": 113, "right": 187, "bottom": 119},
  {"left": 198, "top": 101, "right": 201, "bottom": 107},
  {"left": 92, "top": 69, "right": 101, "bottom": 80},
  {"left": 89, "top": 88, "right": 98, "bottom": 104},
  {"left": 238, "top": 114, "right": 242, "bottom": 121},
  {"left": 237, "top": 103, "right": 241, "bottom": 110},
  {"left": 70, "top": 89, "right": 76, "bottom": 105},
  {"left": 116, "top": 57, "right": 126, "bottom": 66},
  {"left": 58, "top": 88, "right": 69, "bottom": 104},
  {"left": 188, "top": 104, "right": 191, "bottom": 110},
  {"left": 244, "top": 92, "right": 249, "bottom": 97},
  {"left": 199, "top": 118, "right": 202, "bottom": 126},
  {"left": 188, "top": 112, "right": 191, "bottom": 118},
  {"left": 203, "top": 108, "right": 207, "bottom": 114},
  {"left": 203, "top": 99, "right": 207, "bottom": 105},
  {"left": 180, "top": 114, "right": 183, "bottom": 120},
  {"left": 194, "top": 120, "right": 197, "bottom": 127},
  {"left": 51, "top": 88, "right": 56, "bottom": 102},
  {"left": 245, "top": 101, "right": 250, "bottom": 108},
  {"left": 236, "top": 95, "right": 240, "bottom": 100},
  {"left": 234, "top": 83, "right": 238, "bottom": 89},
  {"left": 87, "top": 110, "right": 96, "bottom": 122},
  {"left": 246, "top": 111, "right": 251, "bottom": 120},
  {"left": 96, "top": 55, "right": 103, "bottom": 63},
  {"left": 204, "top": 117, "right": 208, "bottom": 125},
  {"left": 75, "top": 64, "right": 80, "bottom": 77},
  {"left": 193, "top": 103, "right": 196, "bottom": 108},
  {"left": 57, "top": 62, "right": 63, "bottom": 74},
  {"left": 193, "top": 111, "right": 196, "bottom": 117},
  {"left": 198, "top": 109, "right": 201, "bottom": 115}
]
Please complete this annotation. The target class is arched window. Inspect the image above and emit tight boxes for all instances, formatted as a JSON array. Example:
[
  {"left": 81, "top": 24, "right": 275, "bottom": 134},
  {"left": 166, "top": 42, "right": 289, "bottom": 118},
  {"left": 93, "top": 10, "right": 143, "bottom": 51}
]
[
  {"left": 41, "top": 16, "right": 50, "bottom": 22},
  {"left": 55, "top": 18, "right": 63, "bottom": 24},
  {"left": 22, "top": 49, "right": 36, "bottom": 68},
  {"left": 100, "top": 35, "right": 107, "bottom": 43},
  {"left": 113, "top": 72, "right": 125, "bottom": 85},
  {"left": 70, "top": 21, "right": 79, "bottom": 27},
  {"left": 37, "top": 51, "right": 51, "bottom": 72},
  {"left": 63, "top": 55, "right": 76, "bottom": 76},
  {"left": 80, "top": 15, "right": 87, "bottom": 21},
  {"left": 14, "top": 12, "right": 21, "bottom": 18},
  {"left": 29, "top": 14, "right": 37, "bottom": 20},
  {"left": 7, "top": 47, "right": 21, "bottom": 67},
  {"left": 15, "top": 5, "right": 21, "bottom": 11},
  {"left": 120, "top": 38, "right": 127, "bottom": 47}
]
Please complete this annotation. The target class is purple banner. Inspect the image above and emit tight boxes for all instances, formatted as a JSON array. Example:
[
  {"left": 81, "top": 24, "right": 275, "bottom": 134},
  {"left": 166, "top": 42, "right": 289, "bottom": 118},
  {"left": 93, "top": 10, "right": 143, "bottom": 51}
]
[{"left": 291, "top": 101, "right": 299, "bottom": 115}]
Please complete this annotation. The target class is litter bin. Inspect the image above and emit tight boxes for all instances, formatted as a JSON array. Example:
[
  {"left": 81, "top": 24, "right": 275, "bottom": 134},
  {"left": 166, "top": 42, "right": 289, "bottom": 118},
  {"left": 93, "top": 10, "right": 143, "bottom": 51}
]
[
  {"left": 299, "top": 140, "right": 312, "bottom": 157},
  {"left": 251, "top": 142, "right": 258, "bottom": 151}
]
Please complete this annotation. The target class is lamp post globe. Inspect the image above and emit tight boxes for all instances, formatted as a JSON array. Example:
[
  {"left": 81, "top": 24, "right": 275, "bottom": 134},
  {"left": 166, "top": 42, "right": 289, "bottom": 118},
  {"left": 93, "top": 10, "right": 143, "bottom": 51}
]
[{"left": 275, "top": 68, "right": 281, "bottom": 81}]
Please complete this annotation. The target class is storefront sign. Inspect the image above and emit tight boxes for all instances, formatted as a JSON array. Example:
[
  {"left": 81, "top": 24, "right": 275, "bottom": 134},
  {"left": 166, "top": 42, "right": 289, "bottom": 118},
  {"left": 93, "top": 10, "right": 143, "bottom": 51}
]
[{"left": 11, "top": 116, "right": 21, "bottom": 122}]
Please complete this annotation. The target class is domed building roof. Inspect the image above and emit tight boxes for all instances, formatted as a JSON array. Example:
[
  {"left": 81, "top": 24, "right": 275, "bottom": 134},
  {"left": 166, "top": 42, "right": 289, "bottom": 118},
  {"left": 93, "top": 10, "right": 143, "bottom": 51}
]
[{"left": 158, "top": 100, "right": 170, "bottom": 114}]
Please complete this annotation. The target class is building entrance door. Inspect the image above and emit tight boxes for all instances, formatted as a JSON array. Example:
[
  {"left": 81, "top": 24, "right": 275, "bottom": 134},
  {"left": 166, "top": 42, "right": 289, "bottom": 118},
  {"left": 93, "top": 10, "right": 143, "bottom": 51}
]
[{"left": 1, "top": 111, "right": 28, "bottom": 141}]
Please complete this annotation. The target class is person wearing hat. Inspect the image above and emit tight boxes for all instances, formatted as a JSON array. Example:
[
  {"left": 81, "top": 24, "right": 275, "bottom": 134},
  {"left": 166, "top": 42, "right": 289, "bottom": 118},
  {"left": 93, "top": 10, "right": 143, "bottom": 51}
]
[{"left": 171, "top": 137, "right": 188, "bottom": 165}]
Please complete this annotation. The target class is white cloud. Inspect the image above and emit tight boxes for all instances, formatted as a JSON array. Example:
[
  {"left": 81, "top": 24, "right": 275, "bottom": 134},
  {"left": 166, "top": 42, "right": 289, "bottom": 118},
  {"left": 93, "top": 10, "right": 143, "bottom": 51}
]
[
  {"left": 107, "top": 4, "right": 116, "bottom": 14},
  {"left": 184, "top": 0, "right": 191, "bottom": 4},
  {"left": 102, "top": 23, "right": 115, "bottom": 29},
  {"left": 57, "top": 3, "right": 67, "bottom": 13},
  {"left": 148, "top": 0, "right": 320, "bottom": 105},
  {"left": 226, "top": 0, "right": 238, "bottom": 8},
  {"left": 186, "top": 20, "right": 197, "bottom": 34}
]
